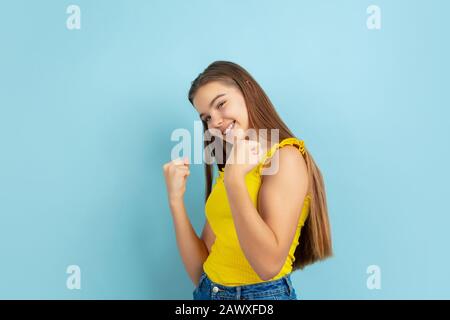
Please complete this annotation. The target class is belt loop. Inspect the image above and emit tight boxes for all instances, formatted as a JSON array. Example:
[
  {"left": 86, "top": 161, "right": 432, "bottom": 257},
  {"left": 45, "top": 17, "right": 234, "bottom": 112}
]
[
  {"left": 283, "top": 276, "right": 293, "bottom": 295},
  {"left": 236, "top": 286, "right": 241, "bottom": 300}
]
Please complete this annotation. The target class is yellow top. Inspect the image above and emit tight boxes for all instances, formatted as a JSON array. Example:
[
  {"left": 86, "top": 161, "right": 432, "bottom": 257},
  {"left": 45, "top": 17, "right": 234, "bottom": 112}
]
[{"left": 203, "top": 137, "right": 311, "bottom": 286}]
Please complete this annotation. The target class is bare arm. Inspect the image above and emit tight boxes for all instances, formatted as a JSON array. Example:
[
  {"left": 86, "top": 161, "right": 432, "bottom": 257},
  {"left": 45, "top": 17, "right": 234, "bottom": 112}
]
[
  {"left": 170, "top": 200, "right": 211, "bottom": 286},
  {"left": 163, "top": 157, "right": 215, "bottom": 286},
  {"left": 223, "top": 146, "right": 308, "bottom": 281}
]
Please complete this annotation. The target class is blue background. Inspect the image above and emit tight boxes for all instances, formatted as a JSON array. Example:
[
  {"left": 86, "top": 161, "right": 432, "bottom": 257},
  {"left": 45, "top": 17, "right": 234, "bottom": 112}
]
[{"left": 0, "top": 0, "right": 449, "bottom": 299}]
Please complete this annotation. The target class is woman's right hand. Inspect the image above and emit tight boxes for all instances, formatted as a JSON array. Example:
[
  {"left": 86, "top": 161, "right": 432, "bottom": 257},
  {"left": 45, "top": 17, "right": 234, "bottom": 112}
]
[{"left": 162, "top": 157, "right": 190, "bottom": 203}]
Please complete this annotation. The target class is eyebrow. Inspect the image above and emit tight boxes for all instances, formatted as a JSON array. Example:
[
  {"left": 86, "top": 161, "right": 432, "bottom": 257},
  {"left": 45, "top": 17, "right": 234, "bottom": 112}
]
[{"left": 199, "top": 93, "right": 226, "bottom": 119}]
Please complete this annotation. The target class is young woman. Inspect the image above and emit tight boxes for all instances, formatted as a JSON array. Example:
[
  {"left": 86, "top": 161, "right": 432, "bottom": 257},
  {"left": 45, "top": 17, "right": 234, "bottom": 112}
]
[{"left": 163, "top": 61, "right": 332, "bottom": 300}]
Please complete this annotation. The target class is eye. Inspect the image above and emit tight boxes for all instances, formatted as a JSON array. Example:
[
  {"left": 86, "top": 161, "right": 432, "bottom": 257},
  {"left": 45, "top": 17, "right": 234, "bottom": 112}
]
[
  {"left": 202, "top": 101, "right": 226, "bottom": 122},
  {"left": 216, "top": 101, "right": 225, "bottom": 109}
]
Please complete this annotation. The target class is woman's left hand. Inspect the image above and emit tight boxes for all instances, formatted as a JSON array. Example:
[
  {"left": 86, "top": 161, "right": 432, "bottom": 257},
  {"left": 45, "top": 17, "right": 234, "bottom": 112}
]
[{"left": 224, "top": 131, "right": 263, "bottom": 181}]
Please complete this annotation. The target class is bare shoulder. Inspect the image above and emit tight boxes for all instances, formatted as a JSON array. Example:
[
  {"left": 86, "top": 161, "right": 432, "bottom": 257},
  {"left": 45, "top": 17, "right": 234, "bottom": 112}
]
[{"left": 260, "top": 145, "right": 308, "bottom": 183}]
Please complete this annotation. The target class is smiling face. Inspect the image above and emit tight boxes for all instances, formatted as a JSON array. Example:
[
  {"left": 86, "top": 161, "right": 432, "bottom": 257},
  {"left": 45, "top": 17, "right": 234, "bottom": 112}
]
[{"left": 193, "top": 81, "right": 250, "bottom": 144}]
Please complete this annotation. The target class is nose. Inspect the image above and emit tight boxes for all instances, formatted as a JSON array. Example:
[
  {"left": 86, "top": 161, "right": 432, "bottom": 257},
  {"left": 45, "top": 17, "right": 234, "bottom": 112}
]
[{"left": 210, "top": 113, "right": 223, "bottom": 130}]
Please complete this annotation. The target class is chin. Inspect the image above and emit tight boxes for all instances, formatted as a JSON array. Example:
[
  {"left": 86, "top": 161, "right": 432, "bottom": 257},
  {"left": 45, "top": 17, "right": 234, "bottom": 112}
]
[{"left": 224, "top": 138, "right": 235, "bottom": 144}]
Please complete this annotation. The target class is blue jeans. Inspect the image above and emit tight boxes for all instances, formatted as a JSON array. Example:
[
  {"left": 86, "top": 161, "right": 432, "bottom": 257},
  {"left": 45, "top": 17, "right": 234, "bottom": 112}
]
[{"left": 192, "top": 271, "right": 297, "bottom": 300}]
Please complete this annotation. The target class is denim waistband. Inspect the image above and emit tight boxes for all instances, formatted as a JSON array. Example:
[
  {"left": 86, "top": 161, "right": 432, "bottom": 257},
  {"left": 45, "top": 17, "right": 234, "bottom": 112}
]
[{"left": 198, "top": 271, "right": 295, "bottom": 297}]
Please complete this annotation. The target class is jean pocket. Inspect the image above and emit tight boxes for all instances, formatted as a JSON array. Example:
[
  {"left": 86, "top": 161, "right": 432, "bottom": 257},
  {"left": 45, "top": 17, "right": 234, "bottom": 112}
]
[
  {"left": 244, "top": 287, "right": 288, "bottom": 300},
  {"left": 193, "top": 273, "right": 206, "bottom": 294}
]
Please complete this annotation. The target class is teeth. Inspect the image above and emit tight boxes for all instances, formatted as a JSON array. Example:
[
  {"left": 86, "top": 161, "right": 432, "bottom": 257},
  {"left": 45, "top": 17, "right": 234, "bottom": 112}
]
[{"left": 223, "top": 121, "right": 235, "bottom": 135}]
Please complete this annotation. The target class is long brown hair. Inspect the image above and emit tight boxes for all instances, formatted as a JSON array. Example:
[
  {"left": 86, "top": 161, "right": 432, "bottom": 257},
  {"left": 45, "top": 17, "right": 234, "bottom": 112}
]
[{"left": 188, "top": 61, "right": 332, "bottom": 270}]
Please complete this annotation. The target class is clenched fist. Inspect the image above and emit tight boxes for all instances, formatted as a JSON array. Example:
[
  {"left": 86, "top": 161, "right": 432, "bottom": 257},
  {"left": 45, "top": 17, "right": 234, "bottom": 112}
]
[{"left": 162, "top": 157, "right": 190, "bottom": 203}]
